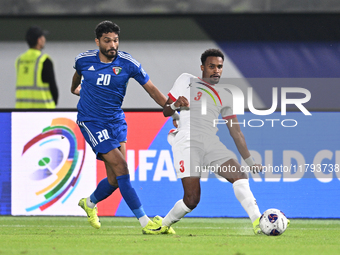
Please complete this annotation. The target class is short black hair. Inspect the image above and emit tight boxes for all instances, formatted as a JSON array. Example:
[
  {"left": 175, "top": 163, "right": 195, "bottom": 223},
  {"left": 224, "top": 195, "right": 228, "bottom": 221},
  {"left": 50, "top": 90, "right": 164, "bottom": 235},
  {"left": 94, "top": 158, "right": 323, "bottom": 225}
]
[
  {"left": 200, "top": 49, "right": 224, "bottom": 65},
  {"left": 95, "top": 21, "right": 120, "bottom": 39},
  {"left": 26, "top": 26, "right": 46, "bottom": 48}
]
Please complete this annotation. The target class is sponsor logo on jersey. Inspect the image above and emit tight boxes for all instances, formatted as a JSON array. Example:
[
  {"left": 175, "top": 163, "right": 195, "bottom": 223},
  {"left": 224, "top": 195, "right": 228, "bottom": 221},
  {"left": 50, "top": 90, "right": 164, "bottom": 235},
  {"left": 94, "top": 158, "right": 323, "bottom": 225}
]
[
  {"left": 88, "top": 66, "right": 95, "bottom": 71},
  {"left": 113, "top": 67, "right": 122, "bottom": 75}
]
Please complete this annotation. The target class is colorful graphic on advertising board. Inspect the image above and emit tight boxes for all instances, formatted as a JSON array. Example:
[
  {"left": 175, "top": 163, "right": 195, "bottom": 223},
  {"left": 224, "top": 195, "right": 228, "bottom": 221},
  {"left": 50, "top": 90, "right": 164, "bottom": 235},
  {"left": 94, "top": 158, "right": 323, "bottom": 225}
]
[
  {"left": 11, "top": 112, "right": 96, "bottom": 216},
  {"left": 3, "top": 111, "right": 339, "bottom": 218}
]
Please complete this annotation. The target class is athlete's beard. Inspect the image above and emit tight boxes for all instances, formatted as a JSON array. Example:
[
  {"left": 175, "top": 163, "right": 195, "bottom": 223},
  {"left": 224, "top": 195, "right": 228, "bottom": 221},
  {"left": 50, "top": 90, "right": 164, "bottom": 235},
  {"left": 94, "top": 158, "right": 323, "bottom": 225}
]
[{"left": 100, "top": 47, "right": 117, "bottom": 60}]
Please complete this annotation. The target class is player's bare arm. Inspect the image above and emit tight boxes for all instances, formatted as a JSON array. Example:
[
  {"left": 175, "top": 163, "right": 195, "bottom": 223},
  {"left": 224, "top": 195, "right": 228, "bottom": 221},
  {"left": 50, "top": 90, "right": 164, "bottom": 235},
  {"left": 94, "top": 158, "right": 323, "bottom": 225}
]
[
  {"left": 71, "top": 71, "right": 81, "bottom": 96},
  {"left": 142, "top": 79, "right": 167, "bottom": 107},
  {"left": 163, "top": 96, "right": 189, "bottom": 117},
  {"left": 227, "top": 116, "right": 262, "bottom": 172}
]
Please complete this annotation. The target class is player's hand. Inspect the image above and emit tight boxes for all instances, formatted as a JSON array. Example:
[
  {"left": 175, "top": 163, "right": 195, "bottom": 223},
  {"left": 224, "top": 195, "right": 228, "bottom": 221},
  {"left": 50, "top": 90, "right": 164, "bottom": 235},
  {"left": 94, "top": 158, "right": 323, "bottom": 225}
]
[
  {"left": 174, "top": 96, "right": 189, "bottom": 108},
  {"left": 250, "top": 164, "right": 262, "bottom": 174},
  {"left": 171, "top": 112, "right": 179, "bottom": 128},
  {"left": 74, "top": 84, "right": 81, "bottom": 96}
]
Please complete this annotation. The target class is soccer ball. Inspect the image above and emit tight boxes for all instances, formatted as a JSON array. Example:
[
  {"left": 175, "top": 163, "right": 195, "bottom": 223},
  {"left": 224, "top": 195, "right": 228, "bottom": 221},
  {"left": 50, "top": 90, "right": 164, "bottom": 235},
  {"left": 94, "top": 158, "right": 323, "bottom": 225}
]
[{"left": 259, "top": 208, "right": 288, "bottom": 236}]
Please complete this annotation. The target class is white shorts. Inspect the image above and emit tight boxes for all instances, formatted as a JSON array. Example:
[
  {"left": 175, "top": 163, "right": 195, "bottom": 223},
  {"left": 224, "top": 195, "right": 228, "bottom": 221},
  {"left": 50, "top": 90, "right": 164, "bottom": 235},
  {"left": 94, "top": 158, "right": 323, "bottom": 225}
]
[{"left": 172, "top": 131, "right": 236, "bottom": 179}]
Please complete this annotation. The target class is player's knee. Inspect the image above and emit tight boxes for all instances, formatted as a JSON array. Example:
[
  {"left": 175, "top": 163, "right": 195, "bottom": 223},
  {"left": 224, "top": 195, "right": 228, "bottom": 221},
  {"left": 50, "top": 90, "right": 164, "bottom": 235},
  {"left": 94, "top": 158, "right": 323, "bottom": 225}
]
[
  {"left": 107, "top": 177, "right": 118, "bottom": 187},
  {"left": 228, "top": 172, "right": 248, "bottom": 183},
  {"left": 110, "top": 160, "right": 129, "bottom": 176},
  {"left": 117, "top": 161, "right": 129, "bottom": 175},
  {"left": 183, "top": 194, "right": 200, "bottom": 210}
]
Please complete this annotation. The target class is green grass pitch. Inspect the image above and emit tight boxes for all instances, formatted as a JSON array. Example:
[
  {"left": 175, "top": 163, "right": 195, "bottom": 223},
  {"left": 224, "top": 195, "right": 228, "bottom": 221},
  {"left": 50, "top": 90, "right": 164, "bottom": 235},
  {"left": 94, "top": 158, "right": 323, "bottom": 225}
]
[{"left": 0, "top": 216, "right": 339, "bottom": 255}]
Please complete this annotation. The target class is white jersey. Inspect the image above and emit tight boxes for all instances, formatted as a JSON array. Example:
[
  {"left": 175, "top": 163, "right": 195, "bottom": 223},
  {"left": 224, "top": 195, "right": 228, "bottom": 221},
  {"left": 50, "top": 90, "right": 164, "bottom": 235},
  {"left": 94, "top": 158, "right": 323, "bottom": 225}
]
[
  {"left": 168, "top": 73, "right": 236, "bottom": 137},
  {"left": 168, "top": 73, "right": 237, "bottom": 178}
]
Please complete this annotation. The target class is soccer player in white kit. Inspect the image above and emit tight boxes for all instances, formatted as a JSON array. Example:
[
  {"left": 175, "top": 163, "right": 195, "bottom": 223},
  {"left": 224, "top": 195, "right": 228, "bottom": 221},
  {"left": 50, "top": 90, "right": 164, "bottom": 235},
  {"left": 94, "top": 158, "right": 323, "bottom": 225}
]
[{"left": 154, "top": 49, "right": 264, "bottom": 234}]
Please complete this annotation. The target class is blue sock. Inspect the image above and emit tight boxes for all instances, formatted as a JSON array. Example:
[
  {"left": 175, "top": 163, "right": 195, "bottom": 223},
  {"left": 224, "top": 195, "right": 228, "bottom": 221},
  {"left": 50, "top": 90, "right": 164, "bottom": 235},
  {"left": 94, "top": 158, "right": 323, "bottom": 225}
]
[
  {"left": 116, "top": 174, "right": 146, "bottom": 219},
  {"left": 90, "top": 178, "right": 117, "bottom": 204}
]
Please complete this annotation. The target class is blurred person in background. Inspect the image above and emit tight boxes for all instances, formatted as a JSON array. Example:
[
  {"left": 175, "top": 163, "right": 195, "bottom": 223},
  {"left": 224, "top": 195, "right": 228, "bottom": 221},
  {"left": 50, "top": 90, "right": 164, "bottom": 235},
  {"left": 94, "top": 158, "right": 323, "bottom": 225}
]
[{"left": 15, "top": 26, "right": 58, "bottom": 108}]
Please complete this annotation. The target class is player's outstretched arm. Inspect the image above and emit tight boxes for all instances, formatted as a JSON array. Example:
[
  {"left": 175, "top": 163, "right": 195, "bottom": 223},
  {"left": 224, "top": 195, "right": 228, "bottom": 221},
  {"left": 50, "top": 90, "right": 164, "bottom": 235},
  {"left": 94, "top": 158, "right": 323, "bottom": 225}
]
[
  {"left": 71, "top": 71, "right": 82, "bottom": 96},
  {"left": 142, "top": 80, "right": 167, "bottom": 107},
  {"left": 227, "top": 116, "right": 262, "bottom": 173}
]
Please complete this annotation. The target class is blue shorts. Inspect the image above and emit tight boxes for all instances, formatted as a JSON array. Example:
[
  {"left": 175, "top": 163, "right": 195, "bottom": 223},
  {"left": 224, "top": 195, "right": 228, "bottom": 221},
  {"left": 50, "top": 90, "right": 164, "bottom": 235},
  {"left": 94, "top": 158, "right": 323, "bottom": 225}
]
[{"left": 77, "top": 120, "right": 127, "bottom": 160}]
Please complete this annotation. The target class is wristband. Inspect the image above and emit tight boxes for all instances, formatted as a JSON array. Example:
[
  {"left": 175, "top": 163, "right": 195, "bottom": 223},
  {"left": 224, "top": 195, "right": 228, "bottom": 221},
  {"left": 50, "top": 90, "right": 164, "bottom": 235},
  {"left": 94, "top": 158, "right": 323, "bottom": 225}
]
[
  {"left": 244, "top": 156, "right": 255, "bottom": 166},
  {"left": 170, "top": 102, "right": 179, "bottom": 110}
]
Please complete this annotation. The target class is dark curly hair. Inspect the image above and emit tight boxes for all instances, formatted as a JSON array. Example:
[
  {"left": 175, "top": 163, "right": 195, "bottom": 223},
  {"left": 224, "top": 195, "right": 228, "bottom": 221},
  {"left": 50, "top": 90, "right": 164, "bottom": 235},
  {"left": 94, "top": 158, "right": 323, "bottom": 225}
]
[
  {"left": 95, "top": 21, "right": 120, "bottom": 39},
  {"left": 201, "top": 49, "right": 224, "bottom": 65}
]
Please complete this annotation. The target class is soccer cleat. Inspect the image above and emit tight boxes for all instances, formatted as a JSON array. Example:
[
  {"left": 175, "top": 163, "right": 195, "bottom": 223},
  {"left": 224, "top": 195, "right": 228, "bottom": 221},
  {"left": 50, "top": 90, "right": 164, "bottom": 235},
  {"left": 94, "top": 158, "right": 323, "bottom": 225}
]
[
  {"left": 287, "top": 219, "right": 290, "bottom": 227},
  {"left": 252, "top": 217, "right": 263, "bottom": 235},
  {"left": 78, "top": 198, "right": 101, "bottom": 229},
  {"left": 142, "top": 220, "right": 167, "bottom": 235},
  {"left": 153, "top": 215, "right": 176, "bottom": 234}
]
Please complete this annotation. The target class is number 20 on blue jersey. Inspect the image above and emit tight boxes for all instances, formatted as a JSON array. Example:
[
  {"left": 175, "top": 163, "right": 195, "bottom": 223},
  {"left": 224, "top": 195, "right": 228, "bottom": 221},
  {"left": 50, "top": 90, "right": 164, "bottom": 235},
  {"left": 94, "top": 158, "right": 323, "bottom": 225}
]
[{"left": 97, "top": 74, "right": 111, "bottom": 86}]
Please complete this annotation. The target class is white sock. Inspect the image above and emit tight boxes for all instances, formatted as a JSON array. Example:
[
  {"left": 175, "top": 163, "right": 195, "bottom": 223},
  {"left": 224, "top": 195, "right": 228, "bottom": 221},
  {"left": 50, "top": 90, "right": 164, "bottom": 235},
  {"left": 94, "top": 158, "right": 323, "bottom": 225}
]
[
  {"left": 163, "top": 199, "right": 192, "bottom": 227},
  {"left": 86, "top": 197, "right": 96, "bottom": 209},
  {"left": 138, "top": 215, "right": 150, "bottom": 228},
  {"left": 233, "top": 179, "right": 261, "bottom": 222}
]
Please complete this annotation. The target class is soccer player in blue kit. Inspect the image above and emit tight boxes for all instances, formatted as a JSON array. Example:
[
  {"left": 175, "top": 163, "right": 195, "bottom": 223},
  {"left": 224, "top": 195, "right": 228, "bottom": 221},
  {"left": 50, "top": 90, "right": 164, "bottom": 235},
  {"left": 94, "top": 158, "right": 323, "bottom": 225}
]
[{"left": 71, "top": 21, "right": 167, "bottom": 234}]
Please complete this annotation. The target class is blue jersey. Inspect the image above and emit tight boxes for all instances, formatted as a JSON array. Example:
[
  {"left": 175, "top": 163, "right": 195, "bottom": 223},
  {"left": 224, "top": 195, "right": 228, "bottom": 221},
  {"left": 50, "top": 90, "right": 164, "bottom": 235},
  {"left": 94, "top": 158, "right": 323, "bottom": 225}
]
[{"left": 74, "top": 50, "right": 150, "bottom": 122}]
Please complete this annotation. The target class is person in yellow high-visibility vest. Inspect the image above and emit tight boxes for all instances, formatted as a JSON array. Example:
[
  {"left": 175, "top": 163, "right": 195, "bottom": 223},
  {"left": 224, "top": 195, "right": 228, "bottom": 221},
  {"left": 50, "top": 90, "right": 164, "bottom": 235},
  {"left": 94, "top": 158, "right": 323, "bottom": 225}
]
[{"left": 15, "top": 26, "right": 58, "bottom": 108}]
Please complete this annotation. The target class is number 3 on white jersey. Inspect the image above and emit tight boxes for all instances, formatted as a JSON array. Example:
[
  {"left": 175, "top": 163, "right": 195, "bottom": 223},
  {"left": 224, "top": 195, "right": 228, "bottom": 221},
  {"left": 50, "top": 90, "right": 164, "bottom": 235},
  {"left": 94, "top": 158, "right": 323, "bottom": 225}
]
[{"left": 97, "top": 74, "right": 111, "bottom": 86}]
